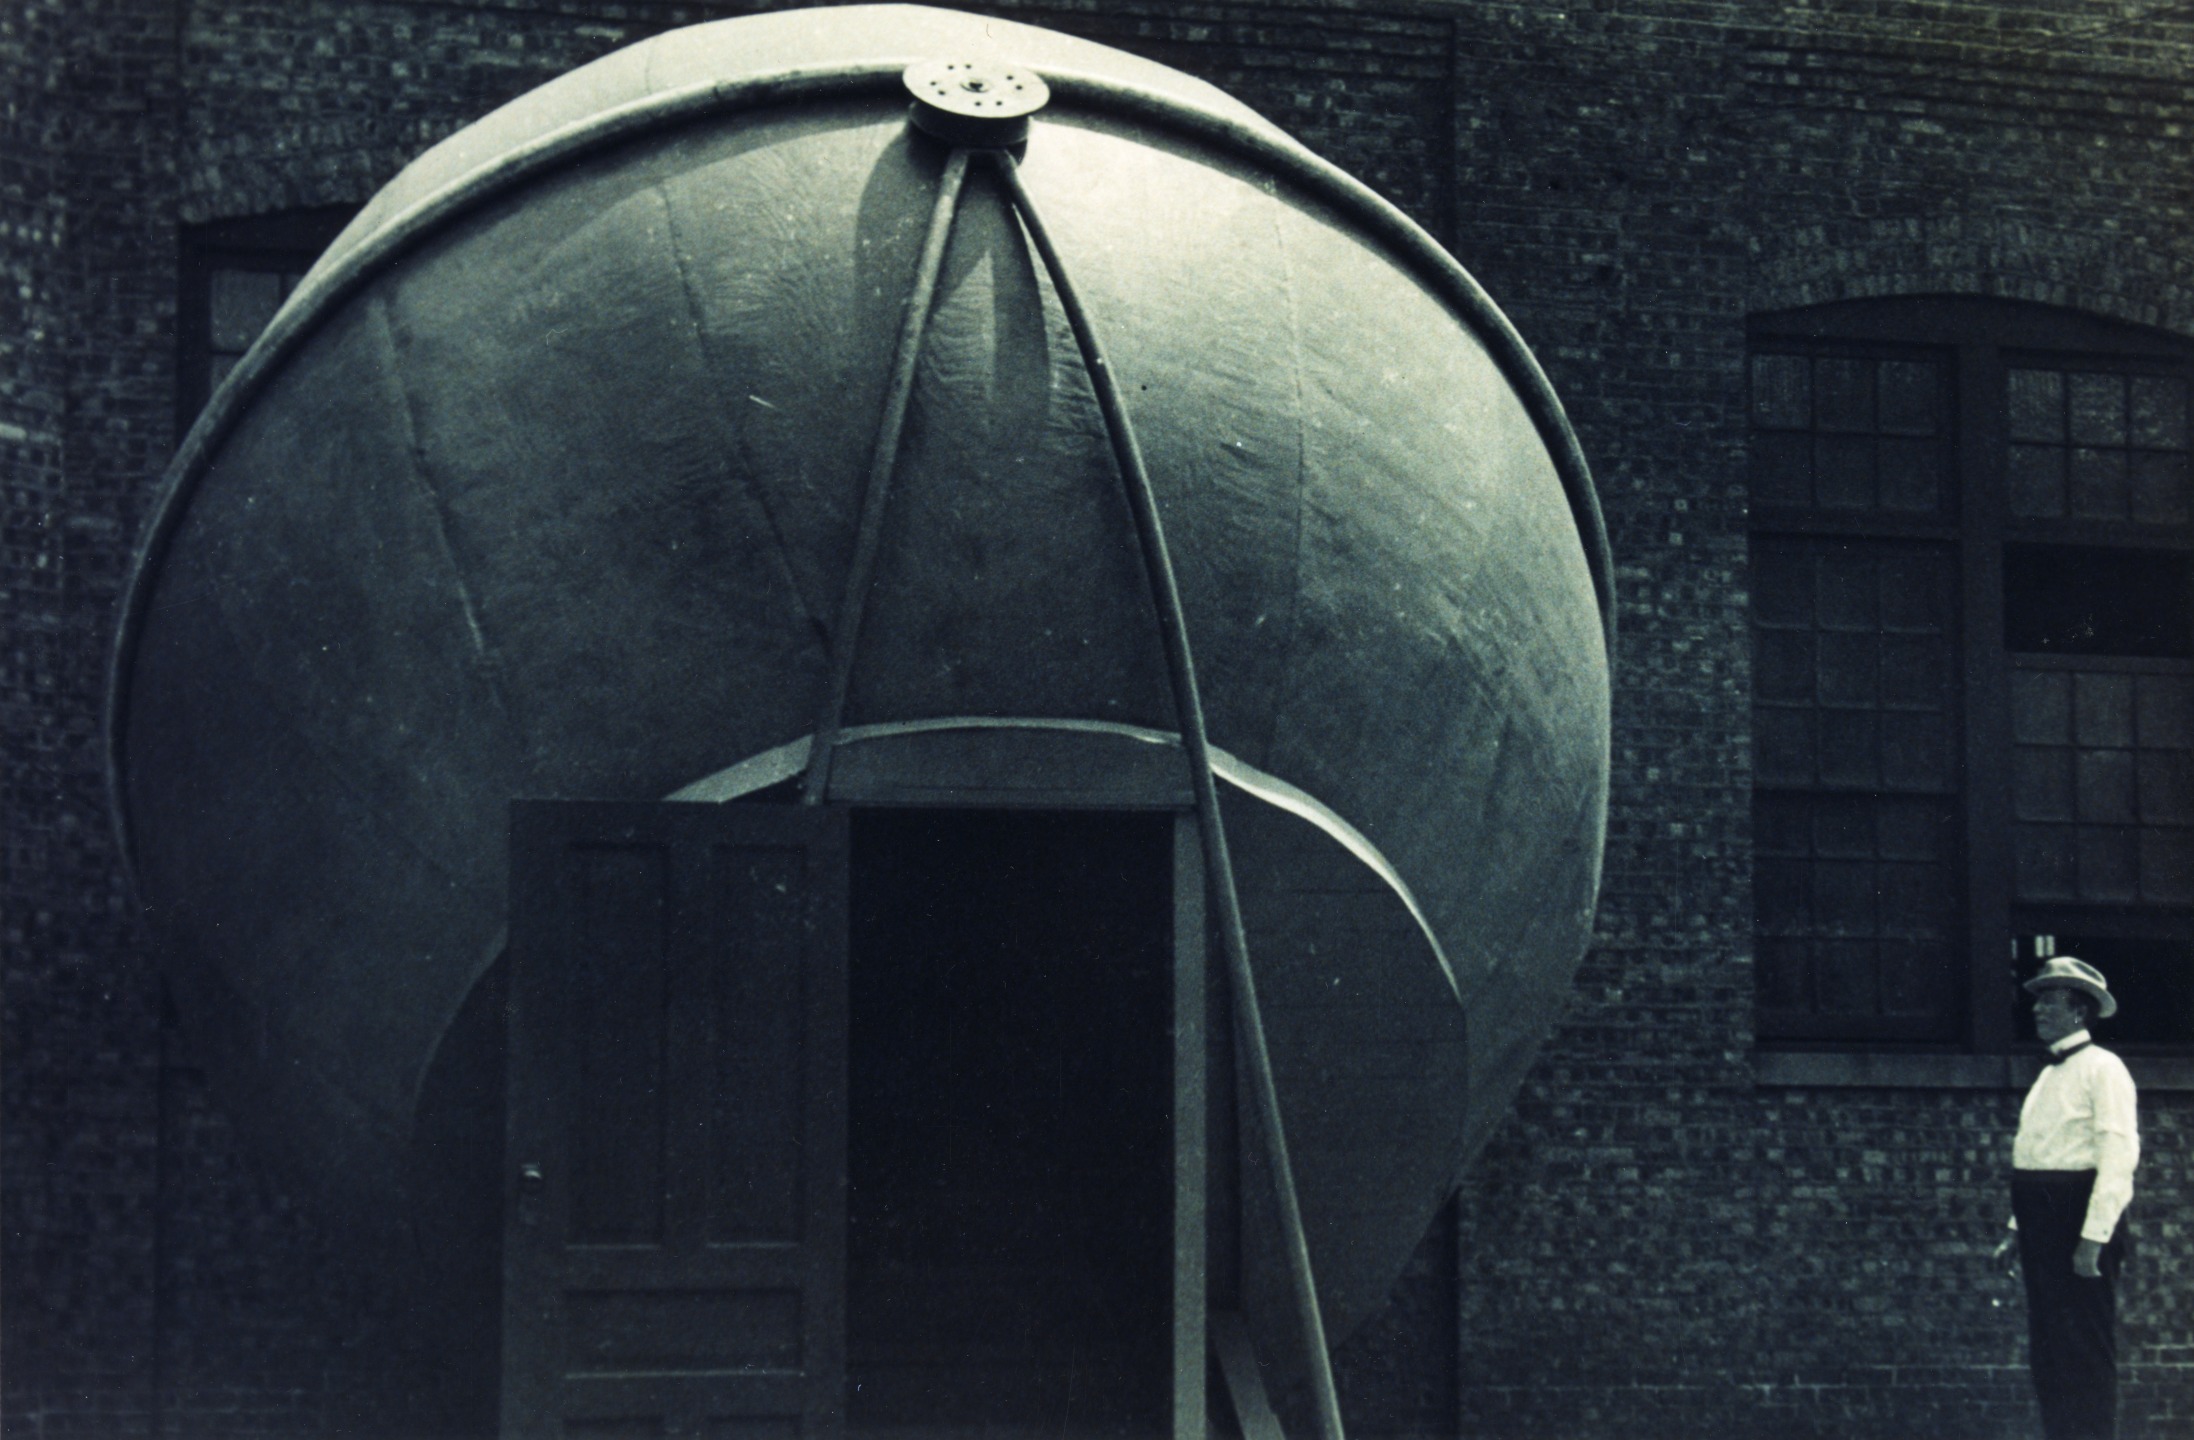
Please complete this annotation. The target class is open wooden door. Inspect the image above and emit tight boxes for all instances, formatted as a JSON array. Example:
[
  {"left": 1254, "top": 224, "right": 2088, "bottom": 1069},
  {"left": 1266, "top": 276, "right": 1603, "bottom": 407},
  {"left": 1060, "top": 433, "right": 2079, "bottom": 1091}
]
[{"left": 505, "top": 801, "right": 849, "bottom": 1439}]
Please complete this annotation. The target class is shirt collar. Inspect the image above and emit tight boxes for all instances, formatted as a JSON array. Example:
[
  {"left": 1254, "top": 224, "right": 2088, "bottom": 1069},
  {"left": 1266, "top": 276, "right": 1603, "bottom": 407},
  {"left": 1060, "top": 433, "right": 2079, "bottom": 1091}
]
[{"left": 2049, "top": 1028, "right": 2093, "bottom": 1058}]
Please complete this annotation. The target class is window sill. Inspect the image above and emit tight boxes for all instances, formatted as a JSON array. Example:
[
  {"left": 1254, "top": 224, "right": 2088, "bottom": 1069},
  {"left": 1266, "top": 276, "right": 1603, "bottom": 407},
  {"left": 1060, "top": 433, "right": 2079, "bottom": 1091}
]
[{"left": 1754, "top": 1049, "right": 2194, "bottom": 1091}]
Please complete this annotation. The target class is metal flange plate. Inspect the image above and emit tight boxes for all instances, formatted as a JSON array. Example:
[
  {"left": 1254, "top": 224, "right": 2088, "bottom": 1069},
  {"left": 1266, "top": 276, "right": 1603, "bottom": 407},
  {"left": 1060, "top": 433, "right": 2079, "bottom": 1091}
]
[{"left": 904, "top": 58, "right": 1050, "bottom": 145}]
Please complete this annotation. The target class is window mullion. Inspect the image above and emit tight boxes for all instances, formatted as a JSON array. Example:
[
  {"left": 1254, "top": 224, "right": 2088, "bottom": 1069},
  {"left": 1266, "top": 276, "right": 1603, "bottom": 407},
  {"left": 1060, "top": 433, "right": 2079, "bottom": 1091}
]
[{"left": 1958, "top": 340, "right": 2016, "bottom": 1052}]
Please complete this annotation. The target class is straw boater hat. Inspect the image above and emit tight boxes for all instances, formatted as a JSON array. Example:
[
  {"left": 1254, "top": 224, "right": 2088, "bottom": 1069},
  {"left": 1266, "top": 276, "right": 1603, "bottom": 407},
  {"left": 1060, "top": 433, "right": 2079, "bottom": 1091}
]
[{"left": 2024, "top": 955, "right": 2117, "bottom": 1019}]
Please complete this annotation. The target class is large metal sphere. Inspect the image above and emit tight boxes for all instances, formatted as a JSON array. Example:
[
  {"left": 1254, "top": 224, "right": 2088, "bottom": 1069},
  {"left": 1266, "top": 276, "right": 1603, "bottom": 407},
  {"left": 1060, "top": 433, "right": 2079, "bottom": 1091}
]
[{"left": 111, "top": 3, "right": 1610, "bottom": 1358}]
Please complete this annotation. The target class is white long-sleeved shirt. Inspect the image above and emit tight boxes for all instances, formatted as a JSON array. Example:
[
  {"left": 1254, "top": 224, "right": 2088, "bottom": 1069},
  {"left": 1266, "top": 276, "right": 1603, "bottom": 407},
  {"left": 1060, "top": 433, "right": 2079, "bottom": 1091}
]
[{"left": 2012, "top": 1029, "right": 2140, "bottom": 1243}]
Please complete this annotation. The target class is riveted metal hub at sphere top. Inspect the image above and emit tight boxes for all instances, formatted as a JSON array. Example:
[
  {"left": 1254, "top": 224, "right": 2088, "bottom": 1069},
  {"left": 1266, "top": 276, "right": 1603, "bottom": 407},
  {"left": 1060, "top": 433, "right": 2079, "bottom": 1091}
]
[{"left": 904, "top": 57, "right": 1050, "bottom": 143}]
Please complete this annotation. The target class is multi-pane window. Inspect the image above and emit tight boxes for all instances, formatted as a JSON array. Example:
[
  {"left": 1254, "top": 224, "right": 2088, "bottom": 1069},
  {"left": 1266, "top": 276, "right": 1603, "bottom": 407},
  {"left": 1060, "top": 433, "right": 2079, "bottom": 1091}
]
[
  {"left": 1748, "top": 344, "right": 1964, "bottom": 1043},
  {"left": 204, "top": 268, "right": 305, "bottom": 392},
  {"left": 179, "top": 207, "right": 354, "bottom": 429},
  {"left": 2010, "top": 669, "right": 2194, "bottom": 907},
  {"left": 1752, "top": 538, "right": 1958, "bottom": 794},
  {"left": 1748, "top": 352, "right": 1951, "bottom": 516},
  {"left": 1752, "top": 537, "right": 1961, "bottom": 1039},
  {"left": 2006, "top": 366, "right": 2190, "bottom": 526},
  {"left": 1750, "top": 299, "right": 2194, "bottom": 1050}
]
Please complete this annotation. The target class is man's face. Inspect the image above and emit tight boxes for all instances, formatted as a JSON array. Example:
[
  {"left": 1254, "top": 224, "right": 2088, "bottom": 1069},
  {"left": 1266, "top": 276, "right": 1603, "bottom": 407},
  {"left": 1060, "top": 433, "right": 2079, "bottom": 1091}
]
[{"left": 2033, "top": 987, "right": 2086, "bottom": 1044}]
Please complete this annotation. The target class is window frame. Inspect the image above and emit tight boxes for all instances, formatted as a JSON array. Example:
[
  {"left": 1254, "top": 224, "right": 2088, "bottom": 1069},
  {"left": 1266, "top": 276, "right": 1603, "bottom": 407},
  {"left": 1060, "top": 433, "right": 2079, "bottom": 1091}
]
[
  {"left": 1748, "top": 296, "right": 2194, "bottom": 1059},
  {"left": 177, "top": 206, "right": 357, "bottom": 435}
]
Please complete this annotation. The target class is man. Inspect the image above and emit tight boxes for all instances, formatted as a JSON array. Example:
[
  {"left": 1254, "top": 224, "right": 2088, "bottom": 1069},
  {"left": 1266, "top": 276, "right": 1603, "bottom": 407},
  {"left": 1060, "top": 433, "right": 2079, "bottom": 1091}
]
[{"left": 1993, "top": 956, "right": 2140, "bottom": 1440}]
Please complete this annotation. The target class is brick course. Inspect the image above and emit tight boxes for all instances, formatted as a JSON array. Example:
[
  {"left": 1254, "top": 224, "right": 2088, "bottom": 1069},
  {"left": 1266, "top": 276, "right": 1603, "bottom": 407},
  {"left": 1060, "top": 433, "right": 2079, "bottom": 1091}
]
[{"left": 7, "top": 1, "right": 2191, "bottom": 1436}]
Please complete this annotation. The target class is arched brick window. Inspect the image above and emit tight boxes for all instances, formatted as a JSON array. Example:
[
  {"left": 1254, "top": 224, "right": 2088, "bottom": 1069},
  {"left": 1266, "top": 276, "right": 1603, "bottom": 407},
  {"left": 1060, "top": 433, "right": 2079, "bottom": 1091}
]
[{"left": 1749, "top": 297, "right": 2193, "bottom": 1050}]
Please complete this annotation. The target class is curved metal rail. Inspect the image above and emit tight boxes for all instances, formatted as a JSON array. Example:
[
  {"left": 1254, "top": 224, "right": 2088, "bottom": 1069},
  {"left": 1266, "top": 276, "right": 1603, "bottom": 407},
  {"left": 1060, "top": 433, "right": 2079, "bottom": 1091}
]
[
  {"left": 988, "top": 144, "right": 1349, "bottom": 1440},
  {"left": 800, "top": 147, "right": 971, "bottom": 804}
]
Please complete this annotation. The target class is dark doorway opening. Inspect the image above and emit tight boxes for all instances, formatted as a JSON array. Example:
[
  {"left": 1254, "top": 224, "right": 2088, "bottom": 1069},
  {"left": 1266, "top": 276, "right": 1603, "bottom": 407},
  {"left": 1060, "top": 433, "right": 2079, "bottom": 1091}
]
[{"left": 848, "top": 807, "right": 1174, "bottom": 1433}]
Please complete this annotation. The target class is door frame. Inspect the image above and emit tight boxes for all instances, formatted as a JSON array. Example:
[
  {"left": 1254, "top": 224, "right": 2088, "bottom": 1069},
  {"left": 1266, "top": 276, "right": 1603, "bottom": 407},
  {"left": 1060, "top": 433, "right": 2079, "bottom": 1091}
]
[
  {"left": 507, "top": 772, "right": 1210, "bottom": 1440},
  {"left": 675, "top": 719, "right": 1222, "bottom": 1438}
]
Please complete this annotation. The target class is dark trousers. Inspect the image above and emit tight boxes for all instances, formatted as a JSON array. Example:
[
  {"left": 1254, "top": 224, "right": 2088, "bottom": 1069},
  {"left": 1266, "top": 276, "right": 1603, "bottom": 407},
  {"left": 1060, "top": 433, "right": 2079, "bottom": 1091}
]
[{"left": 2013, "top": 1169, "right": 2128, "bottom": 1440}]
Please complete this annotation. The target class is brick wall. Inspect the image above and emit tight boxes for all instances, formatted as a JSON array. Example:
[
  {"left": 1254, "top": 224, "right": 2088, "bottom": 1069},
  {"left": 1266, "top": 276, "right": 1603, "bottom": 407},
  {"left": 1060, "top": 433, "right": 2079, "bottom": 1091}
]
[
  {"left": 170, "top": 0, "right": 1458, "bottom": 236},
  {"left": 5, "top": 1, "right": 174, "bottom": 1434},
  {"left": 5, "top": 1, "right": 2191, "bottom": 1437},
  {"left": 1436, "top": 5, "right": 2194, "bottom": 1438}
]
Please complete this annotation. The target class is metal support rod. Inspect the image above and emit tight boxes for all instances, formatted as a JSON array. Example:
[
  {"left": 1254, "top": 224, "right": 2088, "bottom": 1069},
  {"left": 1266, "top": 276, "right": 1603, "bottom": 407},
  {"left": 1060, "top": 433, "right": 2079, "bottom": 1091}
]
[
  {"left": 801, "top": 146, "right": 972, "bottom": 806},
  {"left": 988, "top": 148, "right": 1348, "bottom": 1440}
]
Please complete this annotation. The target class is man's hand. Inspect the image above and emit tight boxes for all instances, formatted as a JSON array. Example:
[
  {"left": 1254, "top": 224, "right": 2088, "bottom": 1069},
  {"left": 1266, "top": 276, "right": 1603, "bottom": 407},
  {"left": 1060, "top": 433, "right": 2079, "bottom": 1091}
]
[{"left": 2074, "top": 1239, "right": 2103, "bottom": 1278}]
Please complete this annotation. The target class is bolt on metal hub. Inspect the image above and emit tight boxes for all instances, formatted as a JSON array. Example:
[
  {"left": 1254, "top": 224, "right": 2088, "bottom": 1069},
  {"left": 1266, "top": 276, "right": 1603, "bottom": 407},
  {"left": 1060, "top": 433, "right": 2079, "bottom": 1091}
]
[{"left": 904, "top": 58, "right": 1050, "bottom": 145}]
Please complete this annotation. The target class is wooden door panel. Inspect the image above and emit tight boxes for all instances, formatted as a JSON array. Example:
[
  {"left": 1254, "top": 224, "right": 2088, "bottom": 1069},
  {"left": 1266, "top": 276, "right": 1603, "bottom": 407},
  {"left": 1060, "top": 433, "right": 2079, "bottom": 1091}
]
[{"left": 506, "top": 801, "right": 848, "bottom": 1440}]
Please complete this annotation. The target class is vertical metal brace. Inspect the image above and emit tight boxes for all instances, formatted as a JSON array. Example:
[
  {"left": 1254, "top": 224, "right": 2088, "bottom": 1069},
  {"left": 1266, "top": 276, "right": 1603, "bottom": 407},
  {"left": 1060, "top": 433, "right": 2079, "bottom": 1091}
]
[
  {"left": 801, "top": 147, "right": 973, "bottom": 806},
  {"left": 988, "top": 148, "right": 1349, "bottom": 1440}
]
